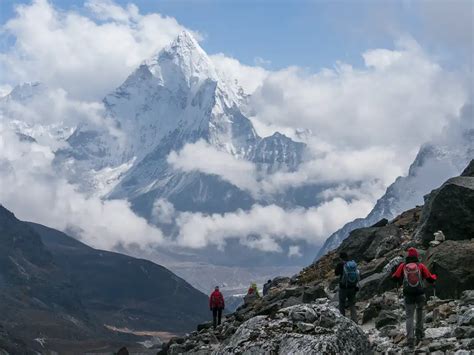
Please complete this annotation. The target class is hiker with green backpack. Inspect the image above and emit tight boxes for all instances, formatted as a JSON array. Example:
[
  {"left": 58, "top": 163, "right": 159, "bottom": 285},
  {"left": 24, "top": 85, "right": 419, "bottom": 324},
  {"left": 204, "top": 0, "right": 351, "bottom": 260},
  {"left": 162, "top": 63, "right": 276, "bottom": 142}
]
[
  {"left": 392, "top": 247, "right": 437, "bottom": 349},
  {"left": 335, "top": 252, "right": 360, "bottom": 322}
]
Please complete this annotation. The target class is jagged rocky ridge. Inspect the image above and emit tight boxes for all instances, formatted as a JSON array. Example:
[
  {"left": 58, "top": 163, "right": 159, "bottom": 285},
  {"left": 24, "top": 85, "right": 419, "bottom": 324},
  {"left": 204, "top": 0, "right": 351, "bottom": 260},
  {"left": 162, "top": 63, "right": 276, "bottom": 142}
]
[{"left": 160, "top": 160, "right": 474, "bottom": 354}]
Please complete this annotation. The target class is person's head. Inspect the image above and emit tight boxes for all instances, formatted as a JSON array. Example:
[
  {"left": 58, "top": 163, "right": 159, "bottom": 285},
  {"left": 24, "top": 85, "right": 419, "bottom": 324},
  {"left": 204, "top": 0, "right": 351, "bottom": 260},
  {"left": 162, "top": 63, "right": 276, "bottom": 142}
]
[
  {"left": 339, "top": 252, "right": 349, "bottom": 261},
  {"left": 267, "top": 280, "right": 272, "bottom": 284},
  {"left": 215, "top": 286, "right": 219, "bottom": 291},
  {"left": 407, "top": 247, "right": 419, "bottom": 258}
]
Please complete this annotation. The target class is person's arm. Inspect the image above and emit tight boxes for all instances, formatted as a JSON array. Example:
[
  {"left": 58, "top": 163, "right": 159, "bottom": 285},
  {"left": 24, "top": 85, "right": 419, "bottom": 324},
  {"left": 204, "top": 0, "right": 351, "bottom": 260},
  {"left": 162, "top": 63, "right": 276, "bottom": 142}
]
[
  {"left": 209, "top": 295, "right": 213, "bottom": 310},
  {"left": 392, "top": 263, "right": 404, "bottom": 281},
  {"left": 335, "top": 262, "right": 343, "bottom": 276},
  {"left": 419, "top": 263, "right": 437, "bottom": 283}
]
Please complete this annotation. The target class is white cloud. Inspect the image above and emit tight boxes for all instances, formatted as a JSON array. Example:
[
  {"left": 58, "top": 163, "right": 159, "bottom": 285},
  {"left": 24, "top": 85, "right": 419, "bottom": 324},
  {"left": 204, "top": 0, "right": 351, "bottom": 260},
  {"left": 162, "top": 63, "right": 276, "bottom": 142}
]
[
  {"left": 151, "top": 198, "right": 176, "bottom": 225},
  {"left": 0, "top": 124, "right": 166, "bottom": 250},
  {"left": 288, "top": 245, "right": 302, "bottom": 258},
  {"left": 167, "top": 140, "right": 259, "bottom": 195},
  {"left": 211, "top": 53, "right": 269, "bottom": 94},
  {"left": 0, "top": 85, "right": 12, "bottom": 98},
  {"left": 0, "top": 0, "right": 190, "bottom": 100},
  {"left": 175, "top": 198, "right": 373, "bottom": 252},
  {"left": 0, "top": 0, "right": 470, "bottom": 258},
  {"left": 167, "top": 139, "right": 404, "bottom": 198},
  {"left": 249, "top": 38, "right": 466, "bottom": 156},
  {"left": 0, "top": 84, "right": 123, "bottom": 150},
  {"left": 254, "top": 56, "right": 271, "bottom": 67}
]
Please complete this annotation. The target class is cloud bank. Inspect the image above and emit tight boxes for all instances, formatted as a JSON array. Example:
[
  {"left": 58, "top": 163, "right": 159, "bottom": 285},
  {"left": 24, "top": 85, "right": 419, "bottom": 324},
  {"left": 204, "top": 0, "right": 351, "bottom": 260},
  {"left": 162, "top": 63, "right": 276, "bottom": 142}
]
[
  {"left": 248, "top": 39, "right": 466, "bottom": 154},
  {"left": 175, "top": 199, "right": 373, "bottom": 252},
  {"left": 0, "top": 124, "right": 166, "bottom": 250},
  {"left": 0, "top": 0, "right": 471, "bottom": 257},
  {"left": 0, "top": 0, "right": 190, "bottom": 100}
]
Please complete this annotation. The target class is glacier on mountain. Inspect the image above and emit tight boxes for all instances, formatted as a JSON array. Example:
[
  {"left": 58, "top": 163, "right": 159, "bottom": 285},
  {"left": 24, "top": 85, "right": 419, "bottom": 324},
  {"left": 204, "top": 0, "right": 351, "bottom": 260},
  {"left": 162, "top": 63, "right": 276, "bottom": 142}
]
[{"left": 57, "top": 31, "right": 307, "bottom": 213}]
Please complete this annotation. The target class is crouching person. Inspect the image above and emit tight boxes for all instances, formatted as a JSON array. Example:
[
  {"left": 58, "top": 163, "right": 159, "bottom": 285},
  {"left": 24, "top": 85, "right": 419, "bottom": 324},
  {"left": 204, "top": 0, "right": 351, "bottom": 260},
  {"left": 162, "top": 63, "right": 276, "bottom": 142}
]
[{"left": 392, "top": 247, "right": 437, "bottom": 349}]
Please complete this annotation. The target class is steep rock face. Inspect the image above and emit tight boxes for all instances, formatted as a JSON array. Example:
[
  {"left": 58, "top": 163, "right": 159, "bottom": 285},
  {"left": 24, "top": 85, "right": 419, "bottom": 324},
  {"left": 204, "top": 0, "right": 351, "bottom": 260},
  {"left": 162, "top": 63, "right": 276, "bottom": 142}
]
[
  {"left": 416, "top": 170, "right": 474, "bottom": 244},
  {"left": 247, "top": 132, "right": 306, "bottom": 173}
]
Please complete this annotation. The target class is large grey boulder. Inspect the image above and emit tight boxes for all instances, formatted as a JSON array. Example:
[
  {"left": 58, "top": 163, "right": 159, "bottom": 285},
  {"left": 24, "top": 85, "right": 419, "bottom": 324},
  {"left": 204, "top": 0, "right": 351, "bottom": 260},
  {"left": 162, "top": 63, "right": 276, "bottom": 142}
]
[
  {"left": 216, "top": 303, "right": 371, "bottom": 354},
  {"left": 338, "top": 225, "right": 402, "bottom": 262},
  {"left": 416, "top": 173, "right": 474, "bottom": 245},
  {"left": 425, "top": 240, "right": 474, "bottom": 299}
]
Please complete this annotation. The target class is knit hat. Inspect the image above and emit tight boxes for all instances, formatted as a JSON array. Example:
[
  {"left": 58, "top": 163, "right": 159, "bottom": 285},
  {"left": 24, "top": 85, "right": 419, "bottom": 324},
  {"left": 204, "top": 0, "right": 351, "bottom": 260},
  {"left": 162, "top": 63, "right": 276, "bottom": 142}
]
[{"left": 407, "top": 247, "right": 419, "bottom": 258}]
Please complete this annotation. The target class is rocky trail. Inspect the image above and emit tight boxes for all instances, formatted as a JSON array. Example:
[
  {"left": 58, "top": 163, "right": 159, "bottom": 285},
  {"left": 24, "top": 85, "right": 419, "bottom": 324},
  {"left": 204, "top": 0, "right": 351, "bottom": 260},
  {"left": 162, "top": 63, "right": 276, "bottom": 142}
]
[{"left": 159, "top": 160, "right": 474, "bottom": 355}]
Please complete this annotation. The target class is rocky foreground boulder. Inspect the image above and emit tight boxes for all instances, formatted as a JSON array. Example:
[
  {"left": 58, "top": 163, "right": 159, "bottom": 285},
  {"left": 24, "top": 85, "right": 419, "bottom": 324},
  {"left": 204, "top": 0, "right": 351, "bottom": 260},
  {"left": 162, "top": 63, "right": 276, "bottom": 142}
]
[
  {"left": 426, "top": 240, "right": 474, "bottom": 299},
  {"left": 220, "top": 303, "right": 370, "bottom": 354},
  {"left": 164, "top": 302, "right": 371, "bottom": 354}
]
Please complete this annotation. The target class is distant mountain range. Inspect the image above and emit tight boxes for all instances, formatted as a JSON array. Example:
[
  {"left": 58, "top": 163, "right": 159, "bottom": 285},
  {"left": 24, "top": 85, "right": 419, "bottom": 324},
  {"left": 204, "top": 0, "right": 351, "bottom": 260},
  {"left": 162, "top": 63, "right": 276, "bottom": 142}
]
[
  {"left": 1, "top": 31, "right": 472, "bottom": 294},
  {"left": 0, "top": 204, "right": 207, "bottom": 353},
  {"left": 317, "top": 103, "right": 474, "bottom": 258},
  {"left": 59, "top": 31, "right": 307, "bottom": 213},
  {"left": 0, "top": 31, "right": 322, "bottom": 291}
]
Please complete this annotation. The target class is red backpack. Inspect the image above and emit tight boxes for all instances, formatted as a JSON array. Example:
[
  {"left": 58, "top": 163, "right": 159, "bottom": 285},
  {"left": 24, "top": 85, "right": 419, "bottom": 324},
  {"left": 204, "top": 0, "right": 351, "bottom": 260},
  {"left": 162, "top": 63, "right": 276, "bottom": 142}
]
[
  {"left": 403, "top": 262, "right": 424, "bottom": 294},
  {"left": 210, "top": 291, "right": 224, "bottom": 308}
]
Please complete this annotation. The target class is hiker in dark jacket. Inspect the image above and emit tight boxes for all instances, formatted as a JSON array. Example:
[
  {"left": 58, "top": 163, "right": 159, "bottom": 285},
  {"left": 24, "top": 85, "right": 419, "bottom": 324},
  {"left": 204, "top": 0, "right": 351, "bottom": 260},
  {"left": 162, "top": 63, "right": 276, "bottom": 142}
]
[
  {"left": 392, "top": 247, "right": 437, "bottom": 349},
  {"left": 209, "top": 286, "right": 225, "bottom": 329},
  {"left": 263, "top": 279, "right": 272, "bottom": 296},
  {"left": 335, "top": 252, "right": 359, "bottom": 322}
]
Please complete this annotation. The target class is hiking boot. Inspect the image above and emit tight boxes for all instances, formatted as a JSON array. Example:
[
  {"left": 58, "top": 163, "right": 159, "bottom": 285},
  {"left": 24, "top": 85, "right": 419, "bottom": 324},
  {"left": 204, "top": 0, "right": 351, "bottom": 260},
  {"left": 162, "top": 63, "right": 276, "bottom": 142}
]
[
  {"left": 415, "top": 330, "right": 424, "bottom": 341},
  {"left": 406, "top": 338, "right": 415, "bottom": 349}
]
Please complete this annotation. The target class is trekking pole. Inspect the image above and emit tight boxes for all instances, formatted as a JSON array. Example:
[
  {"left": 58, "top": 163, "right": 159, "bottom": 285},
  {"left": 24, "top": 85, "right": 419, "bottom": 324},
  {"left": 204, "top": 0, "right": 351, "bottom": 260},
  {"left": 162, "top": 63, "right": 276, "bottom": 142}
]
[{"left": 398, "top": 284, "right": 404, "bottom": 331}]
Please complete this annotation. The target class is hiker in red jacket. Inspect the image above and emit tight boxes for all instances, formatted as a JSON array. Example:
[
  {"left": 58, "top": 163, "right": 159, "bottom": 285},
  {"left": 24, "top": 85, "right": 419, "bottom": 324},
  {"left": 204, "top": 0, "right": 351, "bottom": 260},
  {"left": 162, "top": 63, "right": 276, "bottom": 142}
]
[
  {"left": 209, "top": 286, "right": 225, "bottom": 329},
  {"left": 392, "top": 247, "right": 437, "bottom": 349}
]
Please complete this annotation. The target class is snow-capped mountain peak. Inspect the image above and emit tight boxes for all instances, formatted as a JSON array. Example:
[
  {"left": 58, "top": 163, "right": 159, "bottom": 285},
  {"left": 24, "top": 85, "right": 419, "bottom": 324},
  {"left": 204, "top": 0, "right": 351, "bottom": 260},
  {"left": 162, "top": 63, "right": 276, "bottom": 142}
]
[
  {"left": 3, "top": 82, "right": 46, "bottom": 103},
  {"left": 145, "top": 30, "right": 219, "bottom": 92}
]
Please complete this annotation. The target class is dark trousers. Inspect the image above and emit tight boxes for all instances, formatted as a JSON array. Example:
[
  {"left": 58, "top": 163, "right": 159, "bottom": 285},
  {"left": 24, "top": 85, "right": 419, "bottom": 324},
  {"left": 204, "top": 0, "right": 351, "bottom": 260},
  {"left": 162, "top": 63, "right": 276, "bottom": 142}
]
[
  {"left": 338, "top": 287, "right": 357, "bottom": 322},
  {"left": 405, "top": 294, "right": 426, "bottom": 342},
  {"left": 212, "top": 308, "right": 222, "bottom": 328}
]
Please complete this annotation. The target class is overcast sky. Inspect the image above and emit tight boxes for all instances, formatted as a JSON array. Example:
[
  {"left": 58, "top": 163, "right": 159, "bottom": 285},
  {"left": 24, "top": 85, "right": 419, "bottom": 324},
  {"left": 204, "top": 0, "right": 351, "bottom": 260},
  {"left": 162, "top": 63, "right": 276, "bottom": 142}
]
[{"left": 1, "top": 0, "right": 472, "bottom": 72}]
